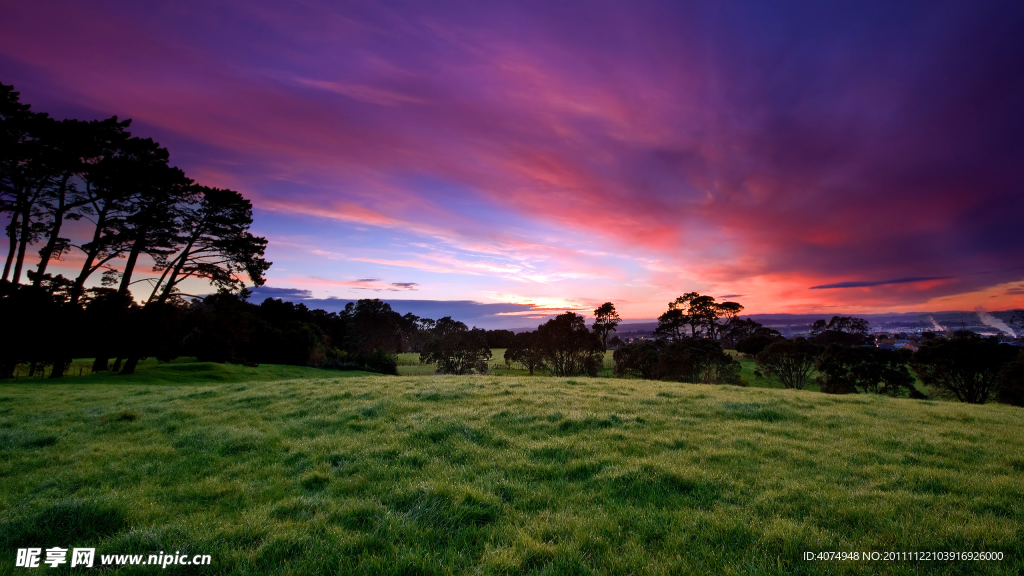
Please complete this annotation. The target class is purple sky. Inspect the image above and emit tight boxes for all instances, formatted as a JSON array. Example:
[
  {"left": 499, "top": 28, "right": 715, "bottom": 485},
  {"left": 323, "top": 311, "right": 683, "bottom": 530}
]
[{"left": 2, "top": 1, "right": 1023, "bottom": 327}]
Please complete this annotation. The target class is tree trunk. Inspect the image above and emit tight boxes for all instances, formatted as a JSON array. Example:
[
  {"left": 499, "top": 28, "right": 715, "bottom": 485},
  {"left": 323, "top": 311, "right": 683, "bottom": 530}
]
[
  {"left": 34, "top": 175, "right": 72, "bottom": 286},
  {"left": 2, "top": 210, "right": 18, "bottom": 282},
  {"left": 49, "top": 361, "right": 67, "bottom": 379},
  {"left": 146, "top": 260, "right": 175, "bottom": 304},
  {"left": 112, "top": 356, "right": 122, "bottom": 372},
  {"left": 120, "top": 355, "right": 140, "bottom": 375},
  {"left": 70, "top": 205, "right": 110, "bottom": 305},
  {"left": 117, "top": 236, "right": 145, "bottom": 297},
  {"left": 156, "top": 242, "right": 196, "bottom": 304},
  {"left": 92, "top": 356, "right": 110, "bottom": 372},
  {"left": 11, "top": 205, "right": 33, "bottom": 286}
]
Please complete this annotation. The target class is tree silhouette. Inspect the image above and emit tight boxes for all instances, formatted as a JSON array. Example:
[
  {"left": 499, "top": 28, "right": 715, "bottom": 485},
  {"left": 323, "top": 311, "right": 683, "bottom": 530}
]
[
  {"left": 816, "top": 345, "right": 919, "bottom": 396},
  {"left": 505, "top": 331, "right": 545, "bottom": 374},
  {"left": 419, "top": 317, "right": 491, "bottom": 374},
  {"left": 34, "top": 118, "right": 130, "bottom": 287},
  {"left": 613, "top": 339, "right": 662, "bottom": 379},
  {"left": 657, "top": 338, "right": 740, "bottom": 384},
  {"left": 756, "top": 338, "right": 820, "bottom": 389},
  {"left": 103, "top": 137, "right": 192, "bottom": 298},
  {"left": 592, "top": 301, "right": 621, "bottom": 349},
  {"left": 148, "top": 186, "right": 269, "bottom": 304},
  {"left": 1, "top": 83, "right": 51, "bottom": 285},
  {"left": 655, "top": 293, "right": 741, "bottom": 340},
  {"left": 911, "top": 335, "right": 1018, "bottom": 404},
  {"left": 654, "top": 307, "right": 687, "bottom": 340},
  {"left": 720, "top": 317, "right": 780, "bottom": 350},
  {"left": 536, "top": 312, "right": 604, "bottom": 377}
]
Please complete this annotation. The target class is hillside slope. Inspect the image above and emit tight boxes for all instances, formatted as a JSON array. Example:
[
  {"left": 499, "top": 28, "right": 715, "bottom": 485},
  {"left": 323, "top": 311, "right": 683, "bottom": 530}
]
[{"left": 2, "top": 372, "right": 1021, "bottom": 575}]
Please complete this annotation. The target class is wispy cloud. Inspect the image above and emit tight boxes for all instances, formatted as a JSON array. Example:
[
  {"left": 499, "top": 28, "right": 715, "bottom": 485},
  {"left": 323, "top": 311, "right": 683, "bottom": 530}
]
[
  {"left": 810, "top": 277, "right": 955, "bottom": 290},
  {"left": 294, "top": 78, "right": 427, "bottom": 106}
]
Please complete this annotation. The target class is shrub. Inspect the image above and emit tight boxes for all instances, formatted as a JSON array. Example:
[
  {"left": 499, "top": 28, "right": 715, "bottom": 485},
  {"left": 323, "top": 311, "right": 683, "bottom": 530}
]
[
  {"left": 756, "top": 338, "right": 820, "bottom": 390},
  {"left": 321, "top": 347, "right": 398, "bottom": 375},
  {"left": 365, "top": 348, "right": 399, "bottom": 375},
  {"left": 911, "top": 335, "right": 1019, "bottom": 404}
]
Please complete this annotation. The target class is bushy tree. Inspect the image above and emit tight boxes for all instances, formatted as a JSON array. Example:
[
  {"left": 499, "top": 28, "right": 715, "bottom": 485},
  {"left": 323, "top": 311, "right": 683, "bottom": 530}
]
[
  {"left": 346, "top": 299, "right": 403, "bottom": 354},
  {"left": 720, "top": 317, "right": 780, "bottom": 350},
  {"left": 592, "top": 302, "right": 621, "bottom": 349},
  {"left": 809, "top": 316, "right": 870, "bottom": 347},
  {"left": 816, "top": 345, "right": 921, "bottom": 397},
  {"left": 657, "top": 338, "right": 740, "bottom": 384},
  {"left": 536, "top": 312, "right": 604, "bottom": 377},
  {"left": 613, "top": 339, "right": 662, "bottom": 379},
  {"left": 756, "top": 338, "right": 820, "bottom": 390},
  {"left": 654, "top": 292, "right": 745, "bottom": 341},
  {"left": 505, "top": 331, "right": 545, "bottom": 374},
  {"left": 419, "top": 317, "right": 491, "bottom": 375},
  {"left": 911, "top": 335, "right": 1019, "bottom": 404},
  {"left": 653, "top": 307, "right": 687, "bottom": 340},
  {"left": 811, "top": 316, "right": 870, "bottom": 335}
]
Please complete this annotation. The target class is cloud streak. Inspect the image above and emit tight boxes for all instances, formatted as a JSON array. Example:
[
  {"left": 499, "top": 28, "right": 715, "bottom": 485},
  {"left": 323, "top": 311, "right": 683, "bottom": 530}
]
[{"left": 809, "top": 277, "right": 956, "bottom": 290}]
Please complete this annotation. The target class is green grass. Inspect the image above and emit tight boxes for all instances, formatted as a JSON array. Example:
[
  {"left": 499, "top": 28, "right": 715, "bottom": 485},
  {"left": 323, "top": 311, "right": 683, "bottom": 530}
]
[
  {"left": 2, "top": 365, "right": 1022, "bottom": 574},
  {"left": 9, "top": 358, "right": 371, "bottom": 385},
  {"left": 402, "top": 349, "right": 618, "bottom": 378}
]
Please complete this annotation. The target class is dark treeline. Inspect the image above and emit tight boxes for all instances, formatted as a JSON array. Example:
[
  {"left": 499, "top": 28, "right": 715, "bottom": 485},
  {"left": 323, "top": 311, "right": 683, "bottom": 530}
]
[{"left": 608, "top": 292, "right": 1024, "bottom": 406}]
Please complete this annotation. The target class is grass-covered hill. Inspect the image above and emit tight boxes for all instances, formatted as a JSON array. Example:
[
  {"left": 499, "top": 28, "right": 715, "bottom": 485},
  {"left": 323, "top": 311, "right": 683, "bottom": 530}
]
[{"left": 2, "top": 363, "right": 1022, "bottom": 575}]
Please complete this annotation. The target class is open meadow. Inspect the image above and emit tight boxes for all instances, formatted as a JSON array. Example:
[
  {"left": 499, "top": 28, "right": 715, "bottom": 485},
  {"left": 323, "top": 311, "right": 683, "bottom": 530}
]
[{"left": 2, "top": 362, "right": 1022, "bottom": 575}]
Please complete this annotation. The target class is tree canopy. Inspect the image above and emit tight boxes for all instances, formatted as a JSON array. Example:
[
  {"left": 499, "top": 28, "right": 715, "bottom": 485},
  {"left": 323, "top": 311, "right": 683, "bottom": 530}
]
[
  {"left": 911, "top": 335, "right": 1019, "bottom": 404},
  {"left": 592, "top": 301, "right": 621, "bottom": 349},
  {"left": 536, "top": 312, "right": 604, "bottom": 377}
]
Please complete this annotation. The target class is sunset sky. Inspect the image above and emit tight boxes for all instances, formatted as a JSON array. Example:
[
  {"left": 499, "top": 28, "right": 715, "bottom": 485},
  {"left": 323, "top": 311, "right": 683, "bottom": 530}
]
[{"left": 2, "top": 1, "right": 1022, "bottom": 327}]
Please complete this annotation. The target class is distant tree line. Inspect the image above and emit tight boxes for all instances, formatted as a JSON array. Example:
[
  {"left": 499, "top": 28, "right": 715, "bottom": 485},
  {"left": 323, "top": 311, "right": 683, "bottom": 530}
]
[{"left": 611, "top": 294, "right": 1024, "bottom": 407}]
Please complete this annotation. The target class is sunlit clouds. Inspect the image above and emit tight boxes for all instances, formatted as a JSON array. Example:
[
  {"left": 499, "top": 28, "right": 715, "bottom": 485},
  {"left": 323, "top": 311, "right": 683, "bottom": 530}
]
[{"left": 2, "top": 0, "right": 1022, "bottom": 323}]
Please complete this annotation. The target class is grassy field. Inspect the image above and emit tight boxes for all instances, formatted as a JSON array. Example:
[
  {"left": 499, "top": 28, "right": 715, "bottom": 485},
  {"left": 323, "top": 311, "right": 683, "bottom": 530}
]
[
  {"left": 400, "top": 350, "right": 618, "bottom": 379},
  {"left": 2, "top": 362, "right": 1022, "bottom": 574},
  {"left": 401, "top": 349, "right": 827, "bottom": 391}
]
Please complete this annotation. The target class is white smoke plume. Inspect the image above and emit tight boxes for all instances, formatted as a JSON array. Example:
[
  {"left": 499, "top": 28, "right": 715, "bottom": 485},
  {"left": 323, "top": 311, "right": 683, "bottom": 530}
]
[
  {"left": 975, "top": 308, "right": 1016, "bottom": 337},
  {"left": 927, "top": 316, "right": 945, "bottom": 332}
]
